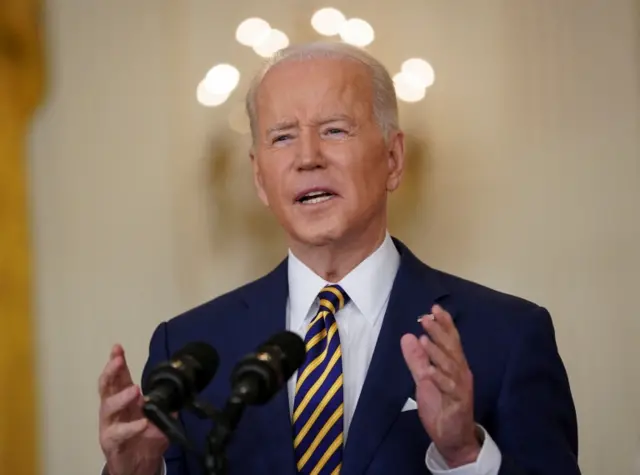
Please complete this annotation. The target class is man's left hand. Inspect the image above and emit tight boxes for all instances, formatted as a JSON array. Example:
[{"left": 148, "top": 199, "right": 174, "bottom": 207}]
[{"left": 400, "top": 304, "right": 481, "bottom": 468}]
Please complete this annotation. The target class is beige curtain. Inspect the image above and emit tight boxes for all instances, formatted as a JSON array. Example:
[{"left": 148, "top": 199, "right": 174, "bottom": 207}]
[{"left": 0, "top": 1, "right": 45, "bottom": 474}]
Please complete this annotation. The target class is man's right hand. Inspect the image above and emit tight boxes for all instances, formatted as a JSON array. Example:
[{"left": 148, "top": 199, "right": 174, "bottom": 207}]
[{"left": 99, "top": 344, "right": 169, "bottom": 475}]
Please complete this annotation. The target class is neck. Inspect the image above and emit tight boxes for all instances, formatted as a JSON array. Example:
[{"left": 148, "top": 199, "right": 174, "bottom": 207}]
[{"left": 289, "top": 224, "right": 387, "bottom": 283}]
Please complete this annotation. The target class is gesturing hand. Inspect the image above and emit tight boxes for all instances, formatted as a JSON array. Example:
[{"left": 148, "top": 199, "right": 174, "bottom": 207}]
[
  {"left": 98, "top": 344, "right": 169, "bottom": 475},
  {"left": 400, "top": 305, "right": 480, "bottom": 468}
]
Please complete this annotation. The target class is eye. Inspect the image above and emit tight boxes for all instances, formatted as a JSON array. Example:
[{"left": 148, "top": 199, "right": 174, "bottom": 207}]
[
  {"left": 324, "top": 128, "right": 347, "bottom": 136},
  {"left": 272, "top": 134, "right": 293, "bottom": 144}
]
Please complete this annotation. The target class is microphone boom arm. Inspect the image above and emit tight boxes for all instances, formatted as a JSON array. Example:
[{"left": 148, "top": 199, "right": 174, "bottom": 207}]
[{"left": 143, "top": 402, "right": 197, "bottom": 454}]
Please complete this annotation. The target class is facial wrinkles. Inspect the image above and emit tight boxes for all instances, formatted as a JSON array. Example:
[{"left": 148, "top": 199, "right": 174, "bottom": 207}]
[{"left": 258, "top": 60, "right": 374, "bottom": 141}]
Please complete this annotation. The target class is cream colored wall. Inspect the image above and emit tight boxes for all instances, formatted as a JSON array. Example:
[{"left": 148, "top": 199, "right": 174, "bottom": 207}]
[{"left": 29, "top": 1, "right": 639, "bottom": 474}]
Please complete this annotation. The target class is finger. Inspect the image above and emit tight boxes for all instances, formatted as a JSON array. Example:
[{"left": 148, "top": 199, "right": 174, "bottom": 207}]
[
  {"left": 101, "top": 418, "right": 148, "bottom": 447},
  {"left": 135, "top": 390, "right": 145, "bottom": 408},
  {"left": 113, "top": 346, "right": 134, "bottom": 388},
  {"left": 420, "top": 335, "right": 457, "bottom": 377},
  {"left": 432, "top": 305, "right": 457, "bottom": 333},
  {"left": 99, "top": 345, "right": 126, "bottom": 396},
  {"left": 425, "top": 364, "right": 461, "bottom": 398},
  {"left": 400, "top": 334, "right": 432, "bottom": 384},
  {"left": 420, "top": 317, "right": 455, "bottom": 356},
  {"left": 98, "top": 356, "right": 135, "bottom": 399},
  {"left": 98, "top": 355, "right": 125, "bottom": 398},
  {"left": 110, "top": 344, "right": 125, "bottom": 360},
  {"left": 418, "top": 305, "right": 453, "bottom": 329},
  {"left": 419, "top": 307, "right": 461, "bottom": 359},
  {"left": 100, "top": 385, "right": 141, "bottom": 423}
]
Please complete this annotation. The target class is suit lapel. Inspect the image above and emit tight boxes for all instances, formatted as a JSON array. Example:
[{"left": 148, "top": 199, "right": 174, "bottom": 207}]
[
  {"left": 342, "top": 239, "right": 449, "bottom": 475},
  {"left": 242, "top": 259, "right": 298, "bottom": 475}
]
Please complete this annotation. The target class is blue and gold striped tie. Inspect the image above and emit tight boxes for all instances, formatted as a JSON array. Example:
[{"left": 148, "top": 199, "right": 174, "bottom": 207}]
[{"left": 293, "top": 284, "right": 350, "bottom": 475}]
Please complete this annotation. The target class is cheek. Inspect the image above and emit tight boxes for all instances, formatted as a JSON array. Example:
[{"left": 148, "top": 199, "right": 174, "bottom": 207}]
[
  {"left": 352, "top": 155, "right": 389, "bottom": 194},
  {"left": 259, "top": 164, "right": 294, "bottom": 208}
]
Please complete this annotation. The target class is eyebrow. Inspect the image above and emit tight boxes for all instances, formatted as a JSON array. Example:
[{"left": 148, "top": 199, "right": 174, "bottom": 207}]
[
  {"left": 265, "top": 114, "right": 355, "bottom": 135},
  {"left": 314, "top": 114, "right": 354, "bottom": 126},
  {"left": 266, "top": 120, "right": 298, "bottom": 135}
]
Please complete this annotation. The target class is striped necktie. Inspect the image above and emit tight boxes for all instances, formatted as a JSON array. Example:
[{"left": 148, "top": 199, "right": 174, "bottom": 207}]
[{"left": 293, "top": 284, "right": 350, "bottom": 475}]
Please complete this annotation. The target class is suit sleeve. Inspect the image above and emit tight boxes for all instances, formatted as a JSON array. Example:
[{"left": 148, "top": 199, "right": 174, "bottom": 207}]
[
  {"left": 141, "top": 322, "right": 190, "bottom": 475},
  {"left": 494, "top": 306, "right": 581, "bottom": 475}
]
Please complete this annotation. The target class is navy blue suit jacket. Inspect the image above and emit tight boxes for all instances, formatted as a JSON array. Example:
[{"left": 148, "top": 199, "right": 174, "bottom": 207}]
[{"left": 142, "top": 238, "right": 580, "bottom": 475}]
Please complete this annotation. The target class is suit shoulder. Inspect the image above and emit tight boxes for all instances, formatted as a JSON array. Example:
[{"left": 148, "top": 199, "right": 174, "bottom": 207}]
[
  {"left": 427, "top": 267, "right": 558, "bottom": 372},
  {"left": 397, "top": 239, "right": 545, "bottom": 321},
  {"left": 164, "top": 266, "right": 282, "bottom": 333},
  {"left": 430, "top": 266, "right": 549, "bottom": 324}
]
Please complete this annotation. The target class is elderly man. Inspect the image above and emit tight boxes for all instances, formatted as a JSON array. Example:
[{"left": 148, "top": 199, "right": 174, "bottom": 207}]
[{"left": 98, "top": 42, "right": 581, "bottom": 475}]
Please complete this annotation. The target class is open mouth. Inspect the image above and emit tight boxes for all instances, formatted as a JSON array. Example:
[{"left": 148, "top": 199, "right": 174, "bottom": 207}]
[{"left": 296, "top": 190, "right": 337, "bottom": 205}]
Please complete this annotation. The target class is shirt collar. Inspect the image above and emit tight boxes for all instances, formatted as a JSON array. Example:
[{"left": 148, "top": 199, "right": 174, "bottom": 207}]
[{"left": 287, "top": 232, "right": 400, "bottom": 331}]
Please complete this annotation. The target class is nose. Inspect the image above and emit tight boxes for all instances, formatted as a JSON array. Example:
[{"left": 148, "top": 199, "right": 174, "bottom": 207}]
[{"left": 295, "top": 129, "right": 324, "bottom": 170}]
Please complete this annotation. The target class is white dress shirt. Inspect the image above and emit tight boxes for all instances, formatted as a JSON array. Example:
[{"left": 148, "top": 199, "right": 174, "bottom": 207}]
[
  {"left": 285, "top": 231, "right": 399, "bottom": 437},
  {"left": 102, "top": 232, "right": 501, "bottom": 475}
]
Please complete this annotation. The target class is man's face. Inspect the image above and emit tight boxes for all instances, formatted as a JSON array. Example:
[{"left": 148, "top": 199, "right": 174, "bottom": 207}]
[{"left": 251, "top": 57, "right": 404, "bottom": 248}]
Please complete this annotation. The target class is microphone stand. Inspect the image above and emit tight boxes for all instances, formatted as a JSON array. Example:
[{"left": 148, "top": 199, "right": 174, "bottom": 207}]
[
  {"left": 201, "top": 365, "right": 278, "bottom": 474},
  {"left": 145, "top": 394, "right": 248, "bottom": 475},
  {"left": 203, "top": 394, "right": 246, "bottom": 475}
]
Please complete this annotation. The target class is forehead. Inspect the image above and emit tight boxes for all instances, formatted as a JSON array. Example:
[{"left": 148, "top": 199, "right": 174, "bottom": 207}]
[{"left": 255, "top": 57, "right": 375, "bottom": 125}]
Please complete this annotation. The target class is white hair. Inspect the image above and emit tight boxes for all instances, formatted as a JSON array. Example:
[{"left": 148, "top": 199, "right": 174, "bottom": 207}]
[{"left": 245, "top": 41, "right": 399, "bottom": 142}]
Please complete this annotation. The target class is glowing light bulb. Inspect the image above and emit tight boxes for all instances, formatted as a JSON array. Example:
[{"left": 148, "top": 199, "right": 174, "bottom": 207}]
[
  {"left": 196, "top": 80, "right": 230, "bottom": 107},
  {"left": 236, "top": 18, "right": 271, "bottom": 47},
  {"left": 339, "top": 18, "right": 375, "bottom": 47},
  {"left": 393, "top": 71, "right": 426, "bottom": 103},
  {"left": 311, "top": 8, "right": 346, "bottom": 36},
  {"left": 253, "top": 29, "right": 289, "bottom": 58},
  {"left": 203, "top": 64, "right": 240, "bottom": 95},
  {"left": 401, "top": 58, "right": 435, "bottom": 88}
]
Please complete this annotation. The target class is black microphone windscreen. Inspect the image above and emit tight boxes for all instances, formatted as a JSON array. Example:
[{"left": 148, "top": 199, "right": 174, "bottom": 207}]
[
  {"left": 171, "top": 342, "right": 219, "bottom": 392},
  {"left": 259, "top": 331, "right": 306, "bottom": 379}
]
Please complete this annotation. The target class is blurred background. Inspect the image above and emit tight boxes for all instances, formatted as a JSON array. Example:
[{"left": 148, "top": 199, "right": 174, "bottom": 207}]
[{"left": 1, "top": 0, "right": 639, "bottom": 474}]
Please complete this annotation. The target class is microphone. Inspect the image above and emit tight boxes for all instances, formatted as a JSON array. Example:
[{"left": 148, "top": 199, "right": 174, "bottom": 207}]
[
  {"left": 202, "top": 332, "right": 305, "bottom": 475},
  {"left": 141, "top": 341, "right": 218, "bottom": 455},
  {"left": 143, "top": 341, "right": 220, "bottom": 413},
  {"left": 229, "top": 331, "right": 306, "bottom": 405}
]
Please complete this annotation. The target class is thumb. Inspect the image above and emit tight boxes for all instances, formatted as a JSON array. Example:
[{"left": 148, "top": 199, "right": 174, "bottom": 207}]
[{"left": 401, "top": 334, "right": 431, "bottom": 385}]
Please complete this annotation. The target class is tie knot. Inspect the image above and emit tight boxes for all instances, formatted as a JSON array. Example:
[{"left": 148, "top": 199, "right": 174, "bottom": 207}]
[{"left": 317, "top": 284, "right": 349, "bottom": 316}]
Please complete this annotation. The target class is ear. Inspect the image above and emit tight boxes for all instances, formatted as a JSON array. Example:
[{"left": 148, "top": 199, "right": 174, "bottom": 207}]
[
  {"left": 250, "top": 148, "right": 269, "bottom": 206},
  {"left": 386, "top": 130, "right": 405, "bottom": 192}
]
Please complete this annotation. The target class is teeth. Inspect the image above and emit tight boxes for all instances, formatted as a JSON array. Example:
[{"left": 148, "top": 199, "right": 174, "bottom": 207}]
[
  {"left": 298, "top": 190, "right": 334, "bottom": 203},
  {"left": 303, "top": 195, "right": 333, "bottom": 204}
]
